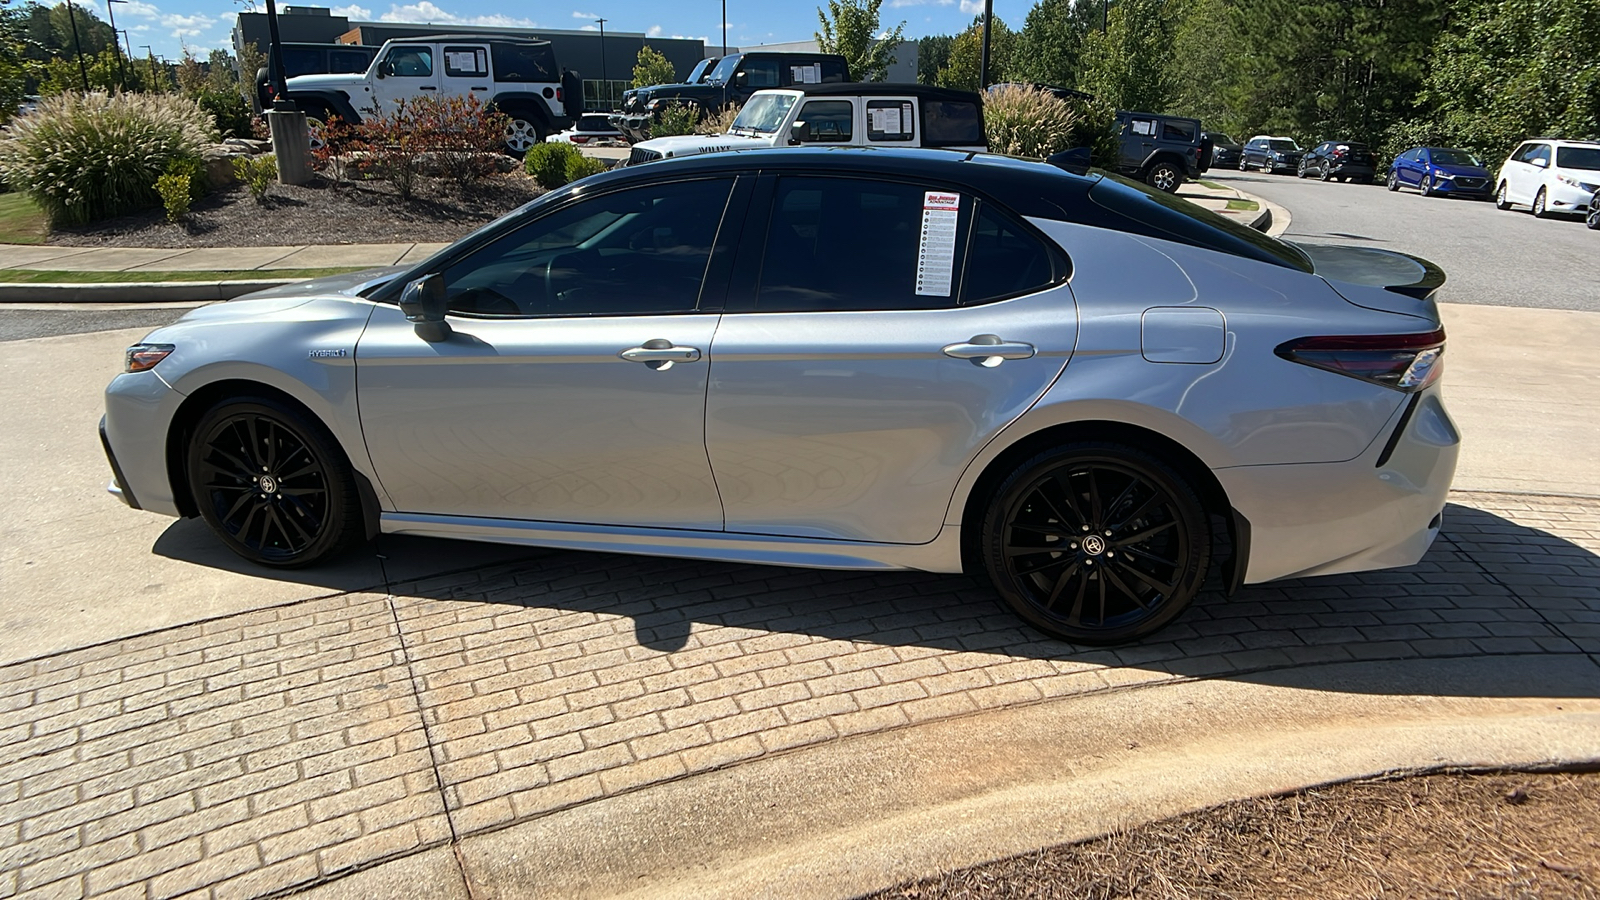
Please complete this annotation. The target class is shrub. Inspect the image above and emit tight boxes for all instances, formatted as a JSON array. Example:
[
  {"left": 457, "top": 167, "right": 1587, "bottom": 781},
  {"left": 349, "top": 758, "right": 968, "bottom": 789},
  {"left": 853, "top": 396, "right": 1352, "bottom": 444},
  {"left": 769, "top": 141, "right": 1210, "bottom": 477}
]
[
  {"left": 698, "top": 103, "right": 741, "bottom": 136},
  {"left": 192, "top": 88, "right": 254, "bottom": 140},
  {"left": 163, "top": 157, "right": 208, "bottom": 200},
  {"left": 232, "top": 155, "right": 277, "bottom": 202},
  {"left": 413, "top": 94, "right": 509, "bottom": 187},
  {"left": 0, "top": 92, "right": 216, "bottom": 226},
  {"left": 350, "top": 98, "right": 427, "bottom": 200},
  {"left": 984, "top": 83, "right": 1080, "bottom": 159},
  {"left": 313, "top": 96, "right": 510, "bottom": 197},
  {"left": 565, "top": 153, "right": 609, "bottom": 182},
  {"left": 650, "top": 102, "right": 702, "bottom": 138},
  {"left": 155, "top": 173, "right": 192, "bottom": 224},
  {"left": 524, "top": 141, "right": 582, "bottom": 188}
]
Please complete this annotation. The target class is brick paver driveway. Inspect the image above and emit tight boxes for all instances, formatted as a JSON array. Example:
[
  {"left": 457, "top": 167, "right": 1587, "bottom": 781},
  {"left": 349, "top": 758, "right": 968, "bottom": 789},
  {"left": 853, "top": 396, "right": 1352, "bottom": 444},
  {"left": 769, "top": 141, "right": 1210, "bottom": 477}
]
[{"left": 3, "top": 491, "right": 1597, "bottom": 899}]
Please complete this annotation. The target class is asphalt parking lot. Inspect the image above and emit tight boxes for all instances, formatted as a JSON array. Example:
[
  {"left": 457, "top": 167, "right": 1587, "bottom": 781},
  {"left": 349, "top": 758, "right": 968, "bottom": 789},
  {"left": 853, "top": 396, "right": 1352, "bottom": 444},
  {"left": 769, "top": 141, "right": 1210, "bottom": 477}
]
[{"left": 3, "top": 180, "right": 1600, "bottom": 899}]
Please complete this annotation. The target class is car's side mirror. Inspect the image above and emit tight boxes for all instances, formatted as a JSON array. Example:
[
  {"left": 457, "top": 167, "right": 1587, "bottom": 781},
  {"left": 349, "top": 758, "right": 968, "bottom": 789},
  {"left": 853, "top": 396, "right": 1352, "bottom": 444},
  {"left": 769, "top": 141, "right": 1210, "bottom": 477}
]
[
  {"left": 789, "top": 120, "right": 810, "bottom": 145},
  {"left": 1533, "top": 157, "right": 1549, "bottom": 169},
  {"left": 734, "top": 70, "right": 747, "bottom": 86},
  {"left": 399, "top": 274, "right": 451, "bottom": 342},
  {"left": 376, "top": 60, "right": 391, "bottom": 78}
]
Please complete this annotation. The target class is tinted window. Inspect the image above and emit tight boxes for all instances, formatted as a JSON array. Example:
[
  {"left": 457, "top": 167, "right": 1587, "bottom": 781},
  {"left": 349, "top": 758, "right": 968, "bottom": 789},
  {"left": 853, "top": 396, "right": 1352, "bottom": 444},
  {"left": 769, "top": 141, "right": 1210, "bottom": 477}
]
[
  {"left": 922, "top": 100, "right": 983, "bottom": 146},
  {"left": 1556, "top": 146, "right": 1600, "bottom": 170},
  {"left": 384, "top": 46, "right": 432, "bottom": 77},
  {"left": 1160, "top": 119, "right": 1196, "bottom": 142},
  {"left": 962, "top": 203, "right": 1057, "bottom": 305},
  {"left": 1431, "top": 149, "right": 1481, "bottom": 166},
  {"left": 491, "top": 42, "right": 557, "bottom": 83},
  {"left": 867, "top": 99, "right": 914, "bottom": 141},
  {"left": 798, "top": 100, "right": 852, "bottom": 142},
  {"left": 443, "top": 178, "right": 733, "bottom": 317},
  {"left": 1267, "top": 139, "right": 1298, "bottom": 152},
  {"left": 818, "top": 58, "right": 849, "bottom": 82},
  {"left": 443, "top": 46, "right": 488, "bottom": 78},
  {"left": 756, "top": 177, "right": 966, "bottom": 311},
  {"left": 329, "top": 50, "right": 372, "bottom": 74},
  {"left": 743, "top": 59, "right": 780, "bottom": 88},
  {"left": 1090, "top": 172, "right": 1313, "bottom": 273},
  {"left": 576, "top": 114, "right": 614, "bottom": 131},
  {"left": 281, "top": 48, "right": 322, "bottom": 76}
]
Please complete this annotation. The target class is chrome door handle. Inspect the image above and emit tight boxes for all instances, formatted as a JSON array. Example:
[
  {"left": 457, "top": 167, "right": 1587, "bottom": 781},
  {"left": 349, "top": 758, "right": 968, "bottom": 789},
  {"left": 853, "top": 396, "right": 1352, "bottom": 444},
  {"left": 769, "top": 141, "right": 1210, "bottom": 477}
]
[
  {"left": 620, "top": 339, "right": 702, "bottom": 370},
  {"left": 943, "top": 334, "right": 1035, "bottom": 367}
]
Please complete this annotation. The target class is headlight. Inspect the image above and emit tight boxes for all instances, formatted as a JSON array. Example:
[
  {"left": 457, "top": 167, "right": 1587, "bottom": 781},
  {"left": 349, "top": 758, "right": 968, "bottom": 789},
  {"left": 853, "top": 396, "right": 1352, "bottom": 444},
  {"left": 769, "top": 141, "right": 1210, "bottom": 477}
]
[
  {"left": 125, "top": 343, "right": 174, "bottom": 373},
  {"left": 1433, "top": 169, "right": 1453, "bottom": 180},
  {"left": 1556, "top": 173, "right": 1583, "bottom": 187}
]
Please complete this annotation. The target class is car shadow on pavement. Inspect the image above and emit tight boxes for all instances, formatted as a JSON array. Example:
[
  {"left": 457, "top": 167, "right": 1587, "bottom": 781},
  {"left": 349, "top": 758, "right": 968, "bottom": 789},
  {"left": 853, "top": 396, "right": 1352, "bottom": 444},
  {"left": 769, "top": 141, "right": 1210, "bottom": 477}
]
[{"left": 154, "top": 501, "right": 1598, "bottom": 698}]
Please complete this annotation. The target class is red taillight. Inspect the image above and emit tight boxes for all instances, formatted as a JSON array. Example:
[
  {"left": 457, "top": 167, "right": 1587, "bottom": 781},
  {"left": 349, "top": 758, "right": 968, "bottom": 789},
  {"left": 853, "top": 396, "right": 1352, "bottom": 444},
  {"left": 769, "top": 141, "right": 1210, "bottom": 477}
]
[
  {"left": 571, "top": 135, "right": 589, "bottom": 143},
  {"left": 556, "top": 87, "right": 564, "bottom": 102},
  {"left": 1275, "top": 329, "right": 1445, "bottom": 392}
]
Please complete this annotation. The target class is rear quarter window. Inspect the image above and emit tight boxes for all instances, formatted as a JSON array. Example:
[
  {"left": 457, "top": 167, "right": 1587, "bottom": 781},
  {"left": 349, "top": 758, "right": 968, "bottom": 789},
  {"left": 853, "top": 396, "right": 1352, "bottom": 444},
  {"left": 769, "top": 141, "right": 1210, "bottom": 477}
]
[
  {"left": 1089, "top": 172, "right": 1313, "bottom": 273},
  {"left": 922, "top": 100, "right": 983, "bottom": 146},
  {"left": 491, "top": 43, "right": 557, "bottom": 83}
]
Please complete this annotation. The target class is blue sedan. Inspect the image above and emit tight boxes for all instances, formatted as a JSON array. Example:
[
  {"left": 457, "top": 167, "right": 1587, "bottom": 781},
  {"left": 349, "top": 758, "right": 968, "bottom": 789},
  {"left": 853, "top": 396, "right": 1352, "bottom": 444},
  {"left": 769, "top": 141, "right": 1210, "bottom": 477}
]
[{"left": 1387, "top": 147, "right": 1494, "bottom": 199}]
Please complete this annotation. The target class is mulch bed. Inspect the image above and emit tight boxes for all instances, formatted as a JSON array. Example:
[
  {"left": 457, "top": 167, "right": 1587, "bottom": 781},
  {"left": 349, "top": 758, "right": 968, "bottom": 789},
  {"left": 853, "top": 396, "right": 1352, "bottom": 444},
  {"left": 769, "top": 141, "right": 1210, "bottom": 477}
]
[
  {"left": 46, "top": 173, "right": 543, "bottom": 248},
  {"left": 870, "top": 770, "right": 1600, "bottom": 899}
]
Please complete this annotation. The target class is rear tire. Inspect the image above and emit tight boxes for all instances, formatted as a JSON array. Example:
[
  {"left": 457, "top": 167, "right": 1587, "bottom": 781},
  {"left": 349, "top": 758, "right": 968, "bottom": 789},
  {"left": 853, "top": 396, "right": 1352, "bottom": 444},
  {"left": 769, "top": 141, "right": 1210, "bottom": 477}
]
[
  {"left": 1319, "top": 163, "right": 1332, "bottom": 182},
  {"left": 186, "top": 396, "right": 365, "bottom": 568},
  {"left": 1145, "top": 161, "right": 1184, "bottom": 193},
  {"left": 501, "top": 113, "right": 546, "bottom": 156},
  {"left": 980, "top": 442, "right": 1211, "bottom": 645}
]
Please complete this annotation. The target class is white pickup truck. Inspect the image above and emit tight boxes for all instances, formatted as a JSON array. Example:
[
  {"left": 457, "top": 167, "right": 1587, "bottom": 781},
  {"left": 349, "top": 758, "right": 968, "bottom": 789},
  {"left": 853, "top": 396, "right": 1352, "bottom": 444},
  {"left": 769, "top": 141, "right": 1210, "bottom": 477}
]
[{"left": 624, "top": 83, "right": 987, "bottom": 165}]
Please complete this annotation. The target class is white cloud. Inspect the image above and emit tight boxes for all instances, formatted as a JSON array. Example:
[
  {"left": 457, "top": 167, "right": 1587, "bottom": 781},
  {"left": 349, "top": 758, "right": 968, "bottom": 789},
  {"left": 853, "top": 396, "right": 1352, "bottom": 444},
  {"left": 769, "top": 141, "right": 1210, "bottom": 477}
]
[
  {"left": 330, "top": 4, "right": 373, "bottom": 18},
  {"left": 889, "top": 0, "right": 951, "bottom": 6},
  {"left": 571, "top": 10, "right": 599, "bottom": 18},
  {"left": 577, "top": 24, "right": 597, "bottom": 31},
  {"left": 959, "top": 0, "right": 984, "bottom": 12},
  {"left": 375, "top": 2, "right": 535, "bottom": 27},
  {"left": 131, "top": 24, "right": 151, "bottom": 32},
  {"left": 646, "top": 24, "right": 662, "bottom": 37},
  {"left": 162, "top": 12, "right": 216, "bottom": 38}
]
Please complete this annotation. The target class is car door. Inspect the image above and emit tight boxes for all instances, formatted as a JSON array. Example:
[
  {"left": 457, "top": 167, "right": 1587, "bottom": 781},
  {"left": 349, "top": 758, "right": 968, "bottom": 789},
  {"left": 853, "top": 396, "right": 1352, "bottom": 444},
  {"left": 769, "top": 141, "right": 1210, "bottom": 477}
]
[
  {"left": 704, "top": 175, "right": 1078, "bottom": 544},
  {"left": 356, "top": 175, "right": 746, "bottom": 529},
  {"left": 1400, "top": 149, "right": 1422, "bottom": 185},
  {"left": 1124, "top": 116, "right": 1158, "bottom": 170},
  {"left": 1503, "top": 143, "right": 1538, "bottom": 202},
  {"left": 438, "top": 44, "right": 492, "bottom": 102},
  {"left": 371, "top": 43, "right": 438, "bottom": 112}
]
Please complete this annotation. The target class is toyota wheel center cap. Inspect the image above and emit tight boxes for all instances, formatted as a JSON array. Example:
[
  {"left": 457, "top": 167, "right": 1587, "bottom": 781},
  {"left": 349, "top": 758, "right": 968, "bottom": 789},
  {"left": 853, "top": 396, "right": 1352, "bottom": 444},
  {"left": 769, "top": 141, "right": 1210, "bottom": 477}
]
[
  {"left": 1082, "top": 534, "right": 1106, "bottom": 556},
  {"left": 259, "top": 475, "right": 279, "bottom": 494}
]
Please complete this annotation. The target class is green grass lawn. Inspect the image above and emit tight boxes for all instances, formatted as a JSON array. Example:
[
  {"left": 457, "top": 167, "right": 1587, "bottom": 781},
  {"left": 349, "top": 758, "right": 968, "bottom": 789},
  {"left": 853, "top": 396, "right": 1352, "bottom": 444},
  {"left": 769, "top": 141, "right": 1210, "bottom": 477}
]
[
  {"left": 0, "top": 193, "right": 49, "bottom": 245},
  {"left": 1198, "top": 180, "right": 1227, "bottom": 190},
  {"left": 0, "top": 266, "right": 369, "bottom": 284},
  {"left": 1226, "top": 198, "right": 1260, "bottom": 211}
]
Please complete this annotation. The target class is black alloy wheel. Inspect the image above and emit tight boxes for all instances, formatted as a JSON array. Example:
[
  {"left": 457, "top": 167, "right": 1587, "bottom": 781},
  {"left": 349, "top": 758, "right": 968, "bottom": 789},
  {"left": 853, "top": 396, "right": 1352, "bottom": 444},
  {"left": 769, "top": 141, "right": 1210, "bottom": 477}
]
[
  {"left": 188, "top": 397, "right": 363, "bottom": 567},
  {"left": 982, "top": 443, "right": 1211, "bottom": 645},
  {"left": 1146, "top": 161, "right": 1183, "bottom": 193}
]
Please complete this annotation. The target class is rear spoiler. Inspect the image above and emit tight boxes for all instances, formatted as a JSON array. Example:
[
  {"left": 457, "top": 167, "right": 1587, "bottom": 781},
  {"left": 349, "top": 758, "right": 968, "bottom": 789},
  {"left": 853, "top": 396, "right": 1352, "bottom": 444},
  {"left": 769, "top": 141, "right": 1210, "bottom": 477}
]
[{"left": 1296, "top": 242, "right": 1448, "bottom": 304}]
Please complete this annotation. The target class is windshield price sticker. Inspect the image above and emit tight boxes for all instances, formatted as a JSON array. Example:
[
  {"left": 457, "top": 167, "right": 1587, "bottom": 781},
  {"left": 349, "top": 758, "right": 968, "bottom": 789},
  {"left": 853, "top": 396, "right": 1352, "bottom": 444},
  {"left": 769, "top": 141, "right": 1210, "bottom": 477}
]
[{"left": 916, "top": 192, "right": 960, "bottom": 297}]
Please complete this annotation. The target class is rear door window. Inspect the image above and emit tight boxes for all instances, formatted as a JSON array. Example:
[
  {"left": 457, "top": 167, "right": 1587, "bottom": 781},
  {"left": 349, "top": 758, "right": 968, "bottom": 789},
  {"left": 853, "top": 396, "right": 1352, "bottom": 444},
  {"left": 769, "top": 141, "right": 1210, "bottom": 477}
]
[
  {"left": 443, "top": 46, "right": 488, "bottom": 78},
  {"left": 866, "top": 99, "right": 915, "bottom": 142},
  {"left": 755, "top": 176, "right": 969, "bottom": 311}
]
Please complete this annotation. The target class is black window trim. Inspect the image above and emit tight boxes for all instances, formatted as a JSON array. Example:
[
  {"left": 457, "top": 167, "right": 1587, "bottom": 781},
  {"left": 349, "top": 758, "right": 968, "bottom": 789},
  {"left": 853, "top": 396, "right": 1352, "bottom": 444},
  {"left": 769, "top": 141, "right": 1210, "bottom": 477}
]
[
  {"left": 372, "top": 173, "right": 750, "bottom": 319},
  {"left": 865, "top": 98, "right": 916, "bottom": 143},
  {"left": 722, "top": 169, "right": 1071, "bottom": 315}
]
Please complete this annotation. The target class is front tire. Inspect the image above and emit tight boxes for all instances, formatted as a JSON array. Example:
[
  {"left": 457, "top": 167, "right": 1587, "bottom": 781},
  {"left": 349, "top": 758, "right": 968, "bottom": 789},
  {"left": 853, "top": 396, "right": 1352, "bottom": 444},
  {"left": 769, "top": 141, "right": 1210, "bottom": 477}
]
[
  {"left": 980, "top": 442, "right": 1211, "bottom": 645},
  {"left": 1387, "top": 170, "right": 1400, "bottom": 191},
  {"left": 187, "top": 397, "right": 364, "bottom": 568},
  {"left": 1495, "top": 182, "right": 1512, "bottom": 209},
  {"left": 1532, "top": 187, "right": 1550, "bottom": 218},
  {"left": 1420, "top": 175, "right": 1434, "bottom": 197},
  {"left": 1587, "top": 206, "right": 1600, "bottom": 230}
]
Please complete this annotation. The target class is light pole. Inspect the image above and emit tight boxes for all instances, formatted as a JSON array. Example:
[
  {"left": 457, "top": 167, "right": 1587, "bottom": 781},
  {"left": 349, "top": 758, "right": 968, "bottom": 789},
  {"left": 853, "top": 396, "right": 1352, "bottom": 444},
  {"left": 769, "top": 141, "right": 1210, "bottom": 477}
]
[
  {"left": 978, "top": 0, "right": 992, "bottom": 90},
  {"left": 721, "top": 0, "right": 726, "bottom": 55},
  {"left": 62, "top": 0, "right": 90, "bottom": 92},
  {"left": 106, "top": 0, "right": 130, "bottom": 88},
  {"left": 140, "top": 44, "right": 157, "bottom": 89},
  {"left": 595, "top": 17, "right": 607, "bottom": 112}
]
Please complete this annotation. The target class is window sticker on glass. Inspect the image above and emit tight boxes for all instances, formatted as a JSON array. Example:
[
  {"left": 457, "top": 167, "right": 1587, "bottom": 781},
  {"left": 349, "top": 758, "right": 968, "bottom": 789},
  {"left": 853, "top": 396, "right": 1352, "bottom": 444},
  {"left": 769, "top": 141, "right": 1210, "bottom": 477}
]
[
  {"left": 916, "top": 191, "right": 960, "bottom": 297},
  {"left": 1131, "top": 119, "right": 1155, "bottom": 136},
  {"left": 790, "top": 63, "right": 821, "bottom": 83},
  {"left": 446, "top": 50, "right": 481, "bottom": 72}
]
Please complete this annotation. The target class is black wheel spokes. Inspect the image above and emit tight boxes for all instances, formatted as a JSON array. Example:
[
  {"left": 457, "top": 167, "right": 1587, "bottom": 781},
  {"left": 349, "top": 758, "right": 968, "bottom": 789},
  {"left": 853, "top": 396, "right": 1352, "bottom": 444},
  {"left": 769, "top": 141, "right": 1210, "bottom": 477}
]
[
  {"left": 197, "top": 414, "right": 328, "bottom": 559},
  {"left": 1003, "top": 463, "right": 1191, "bottom": 632}
]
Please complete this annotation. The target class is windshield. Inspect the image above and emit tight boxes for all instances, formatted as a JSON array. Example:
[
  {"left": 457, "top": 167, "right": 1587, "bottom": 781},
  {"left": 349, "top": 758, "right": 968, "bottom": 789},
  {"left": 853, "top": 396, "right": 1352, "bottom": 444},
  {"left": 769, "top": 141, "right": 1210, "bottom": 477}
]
[
  {"left": 1430, "top": 149, "right": 1482, "bottom": 167},
  {"left": 731, "top": 93, "right": 797, "bottom": 134},
  {"left": 1092, "top": 171, "right": 1313, "bottom": 272},
  {"left": 706, "top": 54, "right": 742, "bottom": 84},
  {"left": 1267, "top": 139, "right": 1299, "bottom": 152},
  {"left": 687, "top": 58, "right": 716, "bottom": 83},
  {"left": 1556, "top": 146, "right": 1600, "bottom": 171}
]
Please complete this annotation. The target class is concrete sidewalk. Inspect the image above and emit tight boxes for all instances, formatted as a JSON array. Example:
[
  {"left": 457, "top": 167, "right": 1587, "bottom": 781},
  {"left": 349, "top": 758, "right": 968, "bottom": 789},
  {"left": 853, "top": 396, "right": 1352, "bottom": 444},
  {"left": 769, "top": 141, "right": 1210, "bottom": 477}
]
[{"left": 0, "top": 241, "right": 449, "bottom": 274}]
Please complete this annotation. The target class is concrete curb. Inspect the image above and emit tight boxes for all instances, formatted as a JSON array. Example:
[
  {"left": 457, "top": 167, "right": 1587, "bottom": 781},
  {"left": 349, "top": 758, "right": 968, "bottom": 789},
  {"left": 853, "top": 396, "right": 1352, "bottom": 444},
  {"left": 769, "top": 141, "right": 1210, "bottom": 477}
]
[
  {"left": 0, "top": 278, "right": 298, "bottom": 303},
  {"left": 1234, "top": 185, "right": 1292, "bottom": 237}
]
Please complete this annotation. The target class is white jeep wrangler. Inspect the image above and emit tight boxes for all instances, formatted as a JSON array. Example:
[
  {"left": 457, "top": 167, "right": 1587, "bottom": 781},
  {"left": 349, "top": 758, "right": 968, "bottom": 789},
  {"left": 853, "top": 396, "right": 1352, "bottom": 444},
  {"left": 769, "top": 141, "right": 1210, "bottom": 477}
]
[
  {"left": 625, "top": 83, "right": 987, "bottom": 165},
  {"left": 281, "top": 35, "right": 580, "bottom": 153}
]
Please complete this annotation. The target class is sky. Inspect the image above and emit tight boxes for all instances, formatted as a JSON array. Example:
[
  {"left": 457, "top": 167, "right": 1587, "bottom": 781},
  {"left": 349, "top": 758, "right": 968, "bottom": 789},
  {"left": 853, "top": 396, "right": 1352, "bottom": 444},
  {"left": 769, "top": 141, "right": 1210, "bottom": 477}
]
[{"left": 68, "top": 0, "right": 1042, "bottom": 62}]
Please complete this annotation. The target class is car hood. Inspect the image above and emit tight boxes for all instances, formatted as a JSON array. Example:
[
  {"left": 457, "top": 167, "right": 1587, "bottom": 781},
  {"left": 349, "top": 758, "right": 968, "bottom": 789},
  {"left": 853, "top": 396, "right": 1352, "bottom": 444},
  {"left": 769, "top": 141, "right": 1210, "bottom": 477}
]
[
  {"left": 285, "top": 72, "right": 364, "bottom": 92},
  {"left": 633, "top": 133, "right": 774, "bottom": 158},
  {"left": 1431, "top": 162, "right": 1489, "bottom": 178},
  {"left": 234, "top": 266, "right": 406, "bottom": 301},
  {"left": 1295, "top": 242, "right": 1446, "bottom": 319}
]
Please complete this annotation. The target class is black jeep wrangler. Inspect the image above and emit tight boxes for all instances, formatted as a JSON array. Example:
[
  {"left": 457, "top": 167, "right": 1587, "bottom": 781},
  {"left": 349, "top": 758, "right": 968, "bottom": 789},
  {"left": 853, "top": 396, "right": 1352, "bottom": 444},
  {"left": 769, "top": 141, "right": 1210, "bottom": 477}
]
[
  {"left": 612, "top": 51, "right": 851, "bottom": 142},
  {"left": 1112, "top": 110, "right": 1209, "bottom": 193}
]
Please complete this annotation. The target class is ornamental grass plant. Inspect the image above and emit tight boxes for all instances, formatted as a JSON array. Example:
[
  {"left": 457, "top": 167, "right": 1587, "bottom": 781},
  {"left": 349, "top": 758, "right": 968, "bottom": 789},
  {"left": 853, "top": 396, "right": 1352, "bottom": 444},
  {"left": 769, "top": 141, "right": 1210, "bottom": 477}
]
[{"left": 0, "top": 91, "right": 217, "bottom": 226}]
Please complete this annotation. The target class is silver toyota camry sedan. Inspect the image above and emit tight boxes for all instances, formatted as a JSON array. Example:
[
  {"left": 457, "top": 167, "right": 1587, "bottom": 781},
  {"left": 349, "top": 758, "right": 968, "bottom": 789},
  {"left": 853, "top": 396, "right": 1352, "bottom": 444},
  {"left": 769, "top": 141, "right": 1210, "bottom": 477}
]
[{"left": 102, "top": 147, "right": 1459, "bottom": 644}]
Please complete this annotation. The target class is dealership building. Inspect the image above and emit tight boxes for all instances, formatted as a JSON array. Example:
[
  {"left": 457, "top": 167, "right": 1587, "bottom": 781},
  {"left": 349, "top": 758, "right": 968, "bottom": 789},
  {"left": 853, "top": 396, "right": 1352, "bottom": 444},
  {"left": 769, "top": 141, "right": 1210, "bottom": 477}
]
[{"left": 233, "top": 7, "right": 709, "bottom": 110}]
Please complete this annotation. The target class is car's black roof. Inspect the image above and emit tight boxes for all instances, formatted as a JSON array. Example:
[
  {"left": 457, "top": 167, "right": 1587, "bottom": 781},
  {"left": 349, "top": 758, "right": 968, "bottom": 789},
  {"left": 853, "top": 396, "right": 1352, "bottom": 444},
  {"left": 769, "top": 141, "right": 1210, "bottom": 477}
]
[
  {"left": 789, "top": 83, "right": 981, "bottom": 103},
  {"left": 578, "top": 147, "right": 1309, "bottom": 272}
]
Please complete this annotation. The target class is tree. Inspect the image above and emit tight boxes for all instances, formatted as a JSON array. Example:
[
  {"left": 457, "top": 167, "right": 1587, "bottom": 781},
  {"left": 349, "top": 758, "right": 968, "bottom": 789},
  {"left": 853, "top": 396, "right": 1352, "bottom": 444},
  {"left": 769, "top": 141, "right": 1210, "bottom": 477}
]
[
  {"left": 0, "top": 0, "right": 37, "bottom": 122},
  {"left": 1077, "top": 0, "right": 1179, "bottom": 113},
  {"left": 815, "top": 0, "right": 905, "bottom": 82},
  {"left": 1011, "top": 0, "right": 1106, "bottom": 89},
  {"left": 936, "top": 15, "right": 1014, "bottom": 92},
  {"left": 631, "top": 44, "right": 676, "bottom": 89},
  {"left": 916, "top": 34, "right": 951, "bottom": 86}
]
